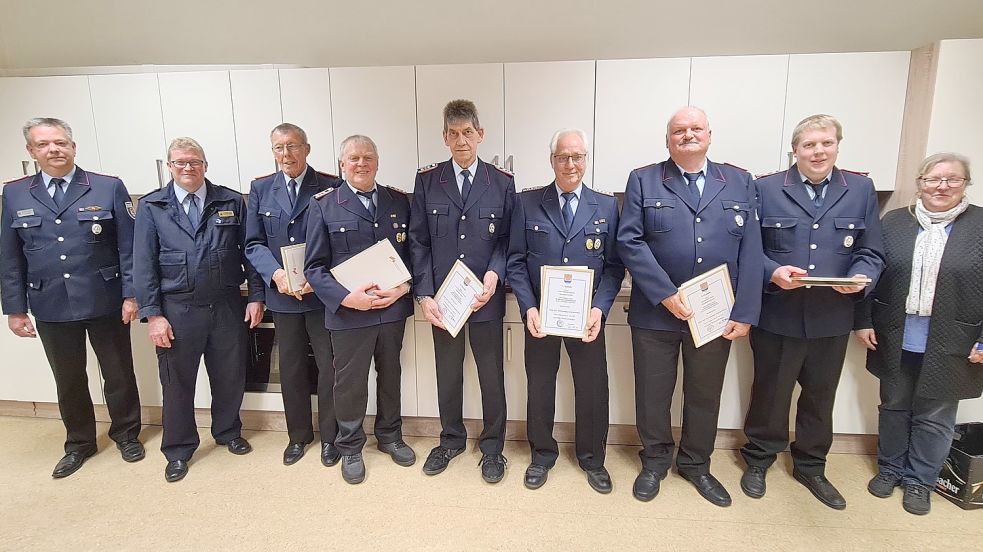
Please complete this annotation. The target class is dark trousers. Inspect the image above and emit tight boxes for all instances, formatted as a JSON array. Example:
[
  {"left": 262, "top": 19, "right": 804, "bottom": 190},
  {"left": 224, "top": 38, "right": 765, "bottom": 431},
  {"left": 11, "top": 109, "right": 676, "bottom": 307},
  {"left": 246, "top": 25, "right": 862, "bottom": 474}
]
[
  {"left": 36, "top": 313, "right": 142, "bottom": 454},
  {"left": 525, "top": 327, "right": 609, "bottom": 470},
  {"left": 741, "top": 328, "right": 849, "bottom": 475},
  {"left": 271, "top": 310, "right": 337, "bottom": 445},
  {"left": 631, "top": 327, "right": 732, "bottom": 477},
  {"left": 877, "top": 350, "right": 960, "bottom": 487},
  {"left": 330, "top": 320, "right": 405, "bottom": 456},
  {"left": 432, "top": 319, "right": 506, "bottom": 455},
  {"left": 157, "top": 298, "right": 247, "bottom": 462}
]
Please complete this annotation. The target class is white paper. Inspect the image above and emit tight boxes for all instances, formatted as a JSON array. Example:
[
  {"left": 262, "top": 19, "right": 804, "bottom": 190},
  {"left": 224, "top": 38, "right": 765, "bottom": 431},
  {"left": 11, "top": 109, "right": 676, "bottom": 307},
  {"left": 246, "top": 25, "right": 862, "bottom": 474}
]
[
  {"left": 329, "top": 239, "right": 411, "bottom": 292},
  {"left": 539, "top": 266, "right": 594, "bottom": 338},
  {"left": 280, "top": 243, "right": 307, "bottom": 293},
  {"left": 678, "top": 264, "right": 735, "bottom": 348},
  {"left": 434, "top": 260, "right": 484, "bottom": 338}
]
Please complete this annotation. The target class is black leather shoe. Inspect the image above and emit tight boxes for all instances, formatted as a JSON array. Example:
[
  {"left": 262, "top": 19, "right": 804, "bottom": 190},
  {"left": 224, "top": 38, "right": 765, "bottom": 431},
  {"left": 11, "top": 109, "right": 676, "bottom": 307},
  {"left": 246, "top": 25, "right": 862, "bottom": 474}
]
[
  {"left": 321, "top": 443, "right": 341, "bottom": 467},
  {"left": 681, "top": 472, "right": 732, "bottom": 507},
  {"left": 586, "top": 467, "right": 612, "bottom": 494},
  {"left": 51, "top": 449, "right": 96, "bottom": 479},
  {"left": 632, "top": 469, "right": 663, "bottom": 502},
  {"left": 226, "top": 437, "right": 252, "bottom": 455},
  {"left": 117, "top": 439, "right": 145, "bottom": 463},
  {"left": 524, "top": 464, "right": 550, "bottom": 490},
  {"left": 793, "top": 470, "right": 846, "bottom": 510},
  {"left": 479, "top": 453, "right": 507, "bottom": 483},
  {"left": 341, "top": 453, "right": 365, "bottom": 484},
  {"left": 902, "top": 483, "right": 931, "bottom": 515},
  {"left": 741, "top": 466, "right": 767, "bottom": 498},
  {"left": 422, "top": 446, "right": 465, "bottom": 476},
  {"left": 867, "top": 471, "right": 901, "bottom": 498},
  {"left": 164, "top": 460, "right": 189, "bottom": 483},
  {"left": 283, "top": 441, "right": 310, "bottom": 465},
  {"left": 377, "top": 440, "right": 416, "bottom": 467}
]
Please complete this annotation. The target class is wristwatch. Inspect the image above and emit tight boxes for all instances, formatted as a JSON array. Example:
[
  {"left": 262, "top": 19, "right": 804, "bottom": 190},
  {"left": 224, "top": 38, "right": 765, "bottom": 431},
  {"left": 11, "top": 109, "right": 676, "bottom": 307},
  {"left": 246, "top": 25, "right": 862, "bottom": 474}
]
[{"left": 415, "top": 295, "right": 431, "bottom": 305}]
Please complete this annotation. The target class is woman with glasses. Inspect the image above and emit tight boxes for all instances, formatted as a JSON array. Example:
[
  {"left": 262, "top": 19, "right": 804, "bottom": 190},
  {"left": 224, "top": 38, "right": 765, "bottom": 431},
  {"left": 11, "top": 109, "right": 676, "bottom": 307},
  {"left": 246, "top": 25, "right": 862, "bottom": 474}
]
[{"left": 855, "top": 152, "right": 983, "bottom": 515}]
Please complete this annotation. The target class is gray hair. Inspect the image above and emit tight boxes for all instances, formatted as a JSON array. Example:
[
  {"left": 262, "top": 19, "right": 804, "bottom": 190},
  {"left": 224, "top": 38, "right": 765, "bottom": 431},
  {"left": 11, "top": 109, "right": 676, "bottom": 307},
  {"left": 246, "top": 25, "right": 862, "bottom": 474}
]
[
  {"left": 167, "top": 137, "right": 207, "bottom": 163},
  {"left": 23, "top": 117, "right": 73, "bottom": 143},
  {"left": 549, "top": 128, "right": 590, "bottom": 156},
  {"left": 665, "top": 106, "right": 710, "bottom": 136},
  {"left": 270, "top": 122, "right": 308, "bottom": 143},
  {"left": 917, "top": 152, "right": 972, "bottom": 185},
  {"left": 339, "top": 135, "right": 379, "bottom": 159},
  {"left": 791, "top": 114, "right": 843, "bottom": 147},
  {"left": 443, "top": 99, "right": 481, "bottom": 132}
]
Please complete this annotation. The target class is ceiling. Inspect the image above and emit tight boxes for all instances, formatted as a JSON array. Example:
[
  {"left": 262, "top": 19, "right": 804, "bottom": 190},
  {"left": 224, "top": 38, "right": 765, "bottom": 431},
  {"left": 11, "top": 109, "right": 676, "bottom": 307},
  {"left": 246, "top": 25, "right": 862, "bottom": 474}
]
[{"left": 1, "top": 0, "right": 982, "bottom": 71}]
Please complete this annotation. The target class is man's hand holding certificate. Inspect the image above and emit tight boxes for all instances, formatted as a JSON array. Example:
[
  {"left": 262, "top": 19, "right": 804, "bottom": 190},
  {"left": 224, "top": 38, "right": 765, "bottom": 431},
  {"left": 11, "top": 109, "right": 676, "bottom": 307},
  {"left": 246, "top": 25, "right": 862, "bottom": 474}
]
[
  {"left": 329, "top": 239, "right": 412, "bottom": 311},
  {"left": 278, "top": 243, "right": 311, "bottom": 300},
  {"left": 434, "top": 260, "right": 485, "bottom": 338},
  {"left": 676, "top": 264, "right": 745, "bottom": 347}
]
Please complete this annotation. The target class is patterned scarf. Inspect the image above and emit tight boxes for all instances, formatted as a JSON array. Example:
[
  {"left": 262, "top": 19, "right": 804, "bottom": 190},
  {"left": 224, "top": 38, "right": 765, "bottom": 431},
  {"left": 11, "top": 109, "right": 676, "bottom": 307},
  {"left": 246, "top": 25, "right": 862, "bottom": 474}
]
[{"left": 906, "top": 195, "right": 969, "bottom": 315}]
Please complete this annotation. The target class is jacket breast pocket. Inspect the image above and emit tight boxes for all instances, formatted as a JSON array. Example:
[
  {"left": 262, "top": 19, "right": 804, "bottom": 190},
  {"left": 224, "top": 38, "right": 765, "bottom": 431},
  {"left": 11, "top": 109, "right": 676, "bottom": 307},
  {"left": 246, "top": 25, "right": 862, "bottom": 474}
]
[
  {"left": 642, "top": 198, "right": 674, "bottom": 233},
  {"left": 833, "top": 218, "right": 865, "bottom": 254},
  {"left": 327, "top": 220, "right": 357, "bottom": 254},
  {"left": 525, "top": 221, "right": 550, "bottom": 255},
  {"left": 479, "top": 207, "right": 503, "bottom": 241},
  {"left": 12, "top": 216, "right": 42, "bottom": 250},
  {"left": 584, "top": 221, "right": 609, "bottom": 257},
  {"left": 259, "top": 206, "right": 280, "bottom": 236},
  {"left": 426, "top": 203, "right": 449, "bottom": 238},
  {"left": 720, "top": 200, "right": 750, "bottom": 237},
  {"left": 217, "top": 249, "right": 245, "bottom": 287},
  {"left": 77, "top": 210, "right": 113, "bottom": 244},
  {"left": 159, "top": 250, "right": 189, "bottom": 293},
  {"left": 761, "top": 217, "right": 798, "bottom": 253}
]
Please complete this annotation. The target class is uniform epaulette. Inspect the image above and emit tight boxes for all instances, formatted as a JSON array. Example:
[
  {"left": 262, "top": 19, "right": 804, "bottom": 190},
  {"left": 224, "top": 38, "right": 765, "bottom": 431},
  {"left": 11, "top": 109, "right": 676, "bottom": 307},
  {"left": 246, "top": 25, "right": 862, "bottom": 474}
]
[
  {"left": 841, "top": 169, "right": 870, "bottom": 177},
  {"left": 86, "top": 170, "right": 119, "bottom": 179},
  {"left": 521, "top": 185, "right": 547, "bottom": 193},
  {"left": 722, "top": 162, "right": 747, "bottom": 173},
  {"left": 139, "top": 188, "right": 163, "bottom": 200},
  {"left": 754, "top": 169, "right": 782, "bottom": 179},
  {"left": 313, "top": 187, "right": 336, "bottom": 200},
  {"left": 417, "top": 163, "right": 439, "bottom": 174},
  {"left": 382, "top": 184, "right": 407, "bottom": 195},
  {"left": 2, "top": 175, "right": 32, "bottom": 186},
  {"left": 253, "top": 172, "right": 275, "bottom": 181},
  {"left": 492, "top": 164, "right": 513, "bottom": 177},
  {"left": 635, "top": 162, "right": 659, "bottom": 171},
  {"left": 592, "top": 188, "right": 614, "bottom": 197},
  {"left": 316, "top": 170, "right": 339, "bottom": 179}
]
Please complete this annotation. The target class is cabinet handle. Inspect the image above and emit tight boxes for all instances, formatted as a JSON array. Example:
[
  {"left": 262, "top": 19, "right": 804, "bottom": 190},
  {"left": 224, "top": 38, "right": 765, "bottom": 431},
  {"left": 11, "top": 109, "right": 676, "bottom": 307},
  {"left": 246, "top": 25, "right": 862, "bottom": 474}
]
[
  {"left": 786, "top": 151, "right": 795, "bottom": 168},
  {"left": 623, "top": 304, "right": 629, "bottom": 313},
  {"left": 491, "top": 154, "right": 500, "bottom": 166},
  {"left": 155, "top": 159, "right": 166, "bottom": 188},
  {"left": 506, "top": 326, "right": 512, "bottom": 362},
  {"left": 21, "top": 160, "right": 38, "bottom": 175},
  {"left": 505, "top": 155, "right": 514, "bottom": 172}
]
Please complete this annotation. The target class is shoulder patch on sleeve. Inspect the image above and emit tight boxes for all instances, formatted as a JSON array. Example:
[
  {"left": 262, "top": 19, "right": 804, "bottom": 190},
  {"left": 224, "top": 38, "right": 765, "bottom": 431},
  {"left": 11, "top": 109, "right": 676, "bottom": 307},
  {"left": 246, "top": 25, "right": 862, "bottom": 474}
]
[
  {"left": 315, "top": 170, "right": 339, "bottom": 179},
  {"left": 417, "top": 163, "right": 439, "bottom": 174},
  {"left": 841, "top": 168, "right": 870, "bottom": 177},
  {"left": 125, "top": 201, "right": 137, "bottom": 219},
  {"left": 2, "top": 175, "right": 32, "bottom": 186},
  {"left": 313, "top": 187, "right": 336, "bottom": 200}
]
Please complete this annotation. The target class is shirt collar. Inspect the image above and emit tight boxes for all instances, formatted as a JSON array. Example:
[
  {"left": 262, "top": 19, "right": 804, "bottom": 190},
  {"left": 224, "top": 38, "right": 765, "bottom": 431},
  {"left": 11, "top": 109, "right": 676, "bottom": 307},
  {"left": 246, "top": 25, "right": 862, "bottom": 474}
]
[
  {"left": 554, "top": 182, "right": 583, "bottom": 200},
  {"left": 42, "top": 167, "right": 76, "bottom": 188},
  {"left": 800, "top": 170, "right": 832, "bottom": 185},
  {"left": 452, "top": 158, "right": 478, "bottom": 178},
  {"left": 673, "top": 160, "right": 707, "bottom": 179},
  {"left": 346, "top": 181, "right": 377, "bottom": 196},
  {"left": 284, "top": 165, "right": 308, "bottom": 185},
  {"left": 174, "top": 182, "right": 206, "bottom": 206}
]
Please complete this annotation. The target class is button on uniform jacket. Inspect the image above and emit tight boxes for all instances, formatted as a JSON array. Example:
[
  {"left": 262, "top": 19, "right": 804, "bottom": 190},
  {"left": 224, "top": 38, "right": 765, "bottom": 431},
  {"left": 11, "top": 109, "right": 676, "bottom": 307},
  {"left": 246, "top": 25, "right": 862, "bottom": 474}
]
[
  {"left": 245, "top": 167, "right": 341, "bottom": 314},
  {"left": 616, "top": 160, "right": 763, "bottom": 332},
  {"left": 756, "top": 166, "right": 885, "bottom": 338},
  {"left": 133, "top": 180, "right": 264, "bottom": 319},
  {"left": 1, "top": 168, "right": 135, "bottom": 322}
]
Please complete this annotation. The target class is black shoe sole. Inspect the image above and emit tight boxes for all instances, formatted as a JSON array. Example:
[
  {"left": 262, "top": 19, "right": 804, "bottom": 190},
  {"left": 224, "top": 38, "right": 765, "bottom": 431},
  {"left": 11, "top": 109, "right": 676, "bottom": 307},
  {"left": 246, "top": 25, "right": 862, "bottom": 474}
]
[
  {"left": 588, "top": 479, "right": 612, "bottom": 495},
  {"left": 121, "top": 450, "right": 146, "bottom": 463},
  {"left": 903, "top": 503, "right": 930, "bottom": 515},
  {"left": 321, "top": 456, "right": 340, "bottom": 467},
  {"left": 343, "top": 472, "right": 365, "bottom": 484},
  {"left": 422, "top": 448, "right": 465, "bottom": 476},
  {"left": 283, "top": 453, "right": 305, "bottom": 466},
  {"left": 794, "top": 471, "right": 846, "bottom": 510},
  {"left": 482, "top": 471, "right": 505, "bottom": 484}
]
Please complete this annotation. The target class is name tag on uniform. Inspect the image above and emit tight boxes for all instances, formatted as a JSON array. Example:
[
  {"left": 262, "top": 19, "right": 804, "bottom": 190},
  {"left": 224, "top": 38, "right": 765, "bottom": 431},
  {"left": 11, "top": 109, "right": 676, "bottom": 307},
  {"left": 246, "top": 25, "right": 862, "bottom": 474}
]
[
  {"left": 218, "top": 210, "right": 235, "bottom": 218},
  {"left": 16, "top": 209, "right": 34, "bottom": 217}
]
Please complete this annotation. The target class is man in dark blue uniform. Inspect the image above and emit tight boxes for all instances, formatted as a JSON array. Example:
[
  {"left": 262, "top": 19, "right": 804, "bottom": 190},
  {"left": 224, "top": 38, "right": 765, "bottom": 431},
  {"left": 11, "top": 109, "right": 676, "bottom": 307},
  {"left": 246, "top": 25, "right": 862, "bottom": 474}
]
[
  {"left": 409, "top": 100, "right": 515, "bottom": 483},
  {"left": 507, "top": 129, "right": 624, "bottom": 493},
  {"left": 617, "top": 107, "right": 763, "bottom": 507},
  {"left": 740, "top": 114, "right": 885, "bottom": 509},
  {"left": 133, "top": 137, "right": 265, "bottom": 482},
  {"left": 305, "top": 134, "right": 415, "bottom": 485},
  {"left": 1, "top": 117, "right": 143, "bottom": 478},
  {"left": 245, "top": 123, "right": 342, "bottom": 466}
]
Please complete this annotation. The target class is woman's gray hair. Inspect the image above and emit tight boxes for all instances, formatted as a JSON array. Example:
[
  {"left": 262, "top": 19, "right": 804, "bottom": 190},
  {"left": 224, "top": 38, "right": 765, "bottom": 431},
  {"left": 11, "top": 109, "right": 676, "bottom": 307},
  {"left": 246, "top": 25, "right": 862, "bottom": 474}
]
[{"left": 916, "top": 152, "right": 972, "bottom": 185}]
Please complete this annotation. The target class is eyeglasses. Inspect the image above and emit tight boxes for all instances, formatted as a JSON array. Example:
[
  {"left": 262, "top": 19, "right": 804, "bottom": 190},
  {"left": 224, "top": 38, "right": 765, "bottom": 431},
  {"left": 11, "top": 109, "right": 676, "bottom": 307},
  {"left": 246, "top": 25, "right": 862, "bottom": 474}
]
[
  {"left": 552, "top": 154, "right": 587, "bottom": 165},
  {"left": 919, "top": 177, "right": 968, "bottom": 187},
  {"left": 169, "top": 160, "right": 204, "bottom": 169},
  {"left": 272, "top": 143, "right": 307, "bottom": 154}
]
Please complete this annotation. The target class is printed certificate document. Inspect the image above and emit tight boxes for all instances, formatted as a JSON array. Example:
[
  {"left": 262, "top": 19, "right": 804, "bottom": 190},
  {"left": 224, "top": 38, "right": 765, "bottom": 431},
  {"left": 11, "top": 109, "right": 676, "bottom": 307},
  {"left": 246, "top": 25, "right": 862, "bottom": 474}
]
[
  {"left": 280, "top": 243, "right": 308, "bottom": 293},
  {"left": 434, "top": 259, "right": 484, "bottom": 338},
  {"left": 330, "top": 239, "right": 411, "bottom": 292},
  {"left": 678, "top": 264, "right": 735, "bottom": 348},
  {"left": 539, "top": 265, "right": 594, "bottom": 338}
]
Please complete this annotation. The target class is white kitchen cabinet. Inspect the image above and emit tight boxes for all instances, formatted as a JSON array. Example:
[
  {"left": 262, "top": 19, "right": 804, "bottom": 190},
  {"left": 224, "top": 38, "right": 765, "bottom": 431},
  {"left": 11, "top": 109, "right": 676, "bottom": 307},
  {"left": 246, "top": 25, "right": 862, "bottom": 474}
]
[
  {"left": 504, "top": 61, "right": 596, "bottom": 190},
  {"left": 783, "top": 52, "right": 910, "bottom": 191},
  {"left": 329, "top": 66, "right": 418, "bottom": 191},
  {"left": 88, "top": 73, "right": 167, "bottom": 194},
  {"left": 593, "top": 58, "right": 691, "bottom": 193},
  {"left": 278, "top": 68, "right": 337, "bottom": 176},
  {"left": 230, "top": 70, "right": 283, "bottom": 187},
  {"left": 415, "top": 63, "right": 505, "bottom": 169},
  {"left": 157, "top": 71, "right": 241, "bottom": 190}
]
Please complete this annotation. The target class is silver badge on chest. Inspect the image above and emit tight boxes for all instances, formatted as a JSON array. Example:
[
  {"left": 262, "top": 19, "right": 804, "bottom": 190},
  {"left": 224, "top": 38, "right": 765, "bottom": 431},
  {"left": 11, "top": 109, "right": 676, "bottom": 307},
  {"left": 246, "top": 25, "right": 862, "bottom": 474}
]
[
  {"left": 488, "top": 222, "right": 495, "bottom": 234},
  {"left": 91, "top": 223, "right": 103, "bottom": 235},
  {"left": 843, "top": 235, "right": 854, "bottom": 248},
  {"left": 735, "top": 214, "right": 744, "bottom": 227}
]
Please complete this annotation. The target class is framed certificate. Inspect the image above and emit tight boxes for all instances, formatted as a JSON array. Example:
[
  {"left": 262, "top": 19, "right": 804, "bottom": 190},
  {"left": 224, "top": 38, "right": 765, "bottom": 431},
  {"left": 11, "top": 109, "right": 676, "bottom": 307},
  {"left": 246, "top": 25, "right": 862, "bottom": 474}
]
[
  {"left": 330, "top": 239, "right": 412, "bottom": 292},
  {"left": 539, "top": 265, "right": 594, "bottom": 338},
  {"left": 280, "top": 243, "right": 307, "bottom": 293},
  {"left": 434, "top": 259, "right": 484, "bottom": 338},
  {"left": 678, "top": 264, "right": 735, "bottom": 348}
]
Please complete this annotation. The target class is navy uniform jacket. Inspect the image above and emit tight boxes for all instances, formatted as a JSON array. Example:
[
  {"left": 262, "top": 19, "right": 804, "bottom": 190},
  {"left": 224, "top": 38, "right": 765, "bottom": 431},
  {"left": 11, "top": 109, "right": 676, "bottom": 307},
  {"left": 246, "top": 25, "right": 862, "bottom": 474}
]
[
  {"left": 245, "top": 166, "right": 341, "bottom": 314},
  {"left": 409, "top": 159, "right": 515, "bottom": 323},
  {"left": 617, "top": 160, "right": 763, "bottom": 332},
  {"left": 506, "top": 184, "right": 625, "bottom": 318},
  {"left": 755, "top": 166, "right": 884, "bottom": 338},
  {"left": 133, "top": 180, "right": 264, "bottom": 319},
  {"left": 1, "top": 168, "right": 134, "bottom": 322},
  {"left": 304, "top": 183, "right": 413, "bottom": 331}
]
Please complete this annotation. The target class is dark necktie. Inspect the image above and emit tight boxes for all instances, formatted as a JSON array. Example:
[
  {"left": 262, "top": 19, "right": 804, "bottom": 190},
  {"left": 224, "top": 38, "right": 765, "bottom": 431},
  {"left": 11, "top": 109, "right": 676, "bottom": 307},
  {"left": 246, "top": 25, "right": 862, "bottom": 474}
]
[
  {"left": 287, "top": 179, "right": 297, "bottom": 207},
  {"left": 683, "top": 172, "right": 702, "bottom": 204},
  {"left": 561, "top": 192, "right": 575, "bottom": 232},
  {"left": 809, "top": 179, "right": 828, "bottom": 208},
  {"left": 460, "top": 169, "right": 472, "bottom": 202},
  {"left": 186, "top": 194, "right": 200, "bottom": 227},
  {"left": 50, "top": 178, "right": 66, "bottom": 207},
  {"left": 357, "top": 190, "right": 375, "bottom": 218}
]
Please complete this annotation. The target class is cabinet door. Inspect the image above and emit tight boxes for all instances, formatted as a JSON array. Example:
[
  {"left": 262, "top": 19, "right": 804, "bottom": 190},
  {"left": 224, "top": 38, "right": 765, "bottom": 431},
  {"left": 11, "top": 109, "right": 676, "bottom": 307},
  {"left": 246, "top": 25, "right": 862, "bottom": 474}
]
[
  {"left": 157, "top": 71, "right": 241, "bottom": 190},
  {"left": 505, "top": 61, "right": 595, "bottom": 190},
  {"left": 415, "top": 63, "right": 505, "bottom": 168},
  {"left": 329, "top": 66, "right": 418, "bottom": 191},
  {"left": 231, "top": 70, "right": 283, "bottom": 186},
  {"left": 278, "top": 68, "right": 337, "bottom": 176},
  {"left": 593, "top": 58, "right": 691, "bottom": 193},
  {"left": 88, "top": 73, "right": 167, "bottom": 194},
  {"left": 783, "top": 52, "right": 910, "bottom": 191},
  {"left": 690, "top": 55, "right": 789, "bottom": 177},
  {"left": 0, "top": 76, "right": 101, "bottom": 182}
]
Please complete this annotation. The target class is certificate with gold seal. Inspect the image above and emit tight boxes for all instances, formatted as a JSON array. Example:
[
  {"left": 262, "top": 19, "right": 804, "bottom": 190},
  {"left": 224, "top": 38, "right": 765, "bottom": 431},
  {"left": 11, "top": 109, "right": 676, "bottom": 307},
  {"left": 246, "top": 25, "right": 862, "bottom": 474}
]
[
  {"left": 434, "top": 259, "right": 484, "bottom": 338},
  {"left": 678, "top": 264, "right": 735, "bottom": 348},
  {"left": 539, "top": 265, "right": 594, "bottom": 338}
]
